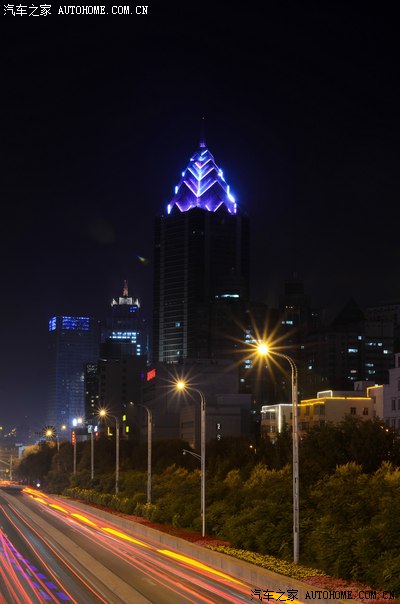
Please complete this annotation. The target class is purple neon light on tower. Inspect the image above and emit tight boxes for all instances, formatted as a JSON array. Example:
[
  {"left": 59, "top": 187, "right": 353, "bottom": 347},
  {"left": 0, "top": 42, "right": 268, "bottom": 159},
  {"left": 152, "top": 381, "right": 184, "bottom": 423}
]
[{"left": 167, "top": 139, "right": 237, "bottom": 215}]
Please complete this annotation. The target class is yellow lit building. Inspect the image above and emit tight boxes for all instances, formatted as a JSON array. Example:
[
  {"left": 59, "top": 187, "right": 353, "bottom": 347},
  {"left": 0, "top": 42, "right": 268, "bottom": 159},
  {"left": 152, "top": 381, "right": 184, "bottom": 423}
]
[
  {"left": 297, "top": 392, "right": 374, "bottom": 434},
  {"left": 261, "top": 386, "right": 380, "bottom": 440}
]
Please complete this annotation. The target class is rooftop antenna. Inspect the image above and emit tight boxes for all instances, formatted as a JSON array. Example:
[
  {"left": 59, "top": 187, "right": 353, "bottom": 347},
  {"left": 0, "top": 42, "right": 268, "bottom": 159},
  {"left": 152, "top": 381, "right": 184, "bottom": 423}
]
[
  {"left": 123, "top": 279, "right": 128, "bottom": 298},
  {"left": 199, "top": 116, "right": 206, "bottom": 148}
]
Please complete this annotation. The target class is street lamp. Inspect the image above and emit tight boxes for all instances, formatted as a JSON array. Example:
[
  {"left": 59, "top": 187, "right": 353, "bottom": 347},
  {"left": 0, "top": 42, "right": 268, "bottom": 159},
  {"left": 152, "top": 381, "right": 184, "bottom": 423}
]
[
  {"left": 0, "top": 458, "right": 13, "bottom": 481},
  {"left": 44, "top": 427, "right": 60, "bottom": 471},
  {"left": 45, "top": 428, "right": 59, "bottom": 451},
  {"left": 90, "top": 425, "right": 94, "bottom": 481},
  {"left": 99, "top": 409, "right": 120, "bottom": 495},
  {"left": 176, "top": 381, "right": 206, "bottom": 537},
  {"left": 70, "top": 418, "right": 96, "bottom": 480},
  {"left": 183, "top": 449, "right": 201, "bottom": 460},
  {"left": 257, "top": 342, "right": 300, "bottom": 564},
  {"left": 130, "top": 402, "right": 152, "bottom": 504},
  {"left": 72, "top": 417, "right": 83, "bottom": 475}
]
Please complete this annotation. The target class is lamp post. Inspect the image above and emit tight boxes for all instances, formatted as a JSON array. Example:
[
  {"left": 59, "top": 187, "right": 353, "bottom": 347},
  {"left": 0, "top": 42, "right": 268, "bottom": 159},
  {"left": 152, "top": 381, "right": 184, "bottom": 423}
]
[
  {"left": 90, "top": 427, "right": 94, "bottom": 481},
  {"left": 0, "top": 458, "right": 13, "bottom": 481},
  {"left": 45, "top": 428, "right": 60, "bottom": 471},
  {"left": 73, "top": 431, "right": 77, "bottom": 474},
  {"left": 99, "top": 410, "right": 120, "bottom": 495},
  {"left": 257, "top": 343, "right": 299, "bottom": 564},
  {"left": 72, "top": 417, "right": 83, "bottom": 475},
  {"left": 45, "top": 428, "right": 59, "bottom": 452},
  {"left": 176, "top": 381, "right": 206, "bottom": 538},
  {"left": 130, "top": 402, "right": 152, "bottom": 504},
  {"left": 182, "top": 449, "right": 201, "bottom": 461},
  {"left": 70, "top": 419, "right": 95, "bottom": 479}
]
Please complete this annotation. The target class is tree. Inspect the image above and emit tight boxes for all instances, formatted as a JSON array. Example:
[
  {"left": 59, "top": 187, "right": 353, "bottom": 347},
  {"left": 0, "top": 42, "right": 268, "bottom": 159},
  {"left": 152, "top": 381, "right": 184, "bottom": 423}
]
[
  {"left": 339, "top": 416, "right": 400, "bottom": 473},
  {"left": 150, "top": 465, "right": 202, "bottom": 529},
  {"left": 205, "top": 436, "right": 261, "bottom": 480},
  {"left": 353, "top": 463, "right": 400, "bottom": 591},
  {"left": 304, "top": 462, "right": 371, "bottom": 578},
  {"left": 299, "top": 422, "right": 348, "bottom": 485},
  {"left": 15, "top": 443, "right": 55, "bottom": 486},
  {"left": 222, "top": 464, "right": 293, "bottom": 558},
  {"left": 299, "top": 416, "right": 400, "bottom": 486}
]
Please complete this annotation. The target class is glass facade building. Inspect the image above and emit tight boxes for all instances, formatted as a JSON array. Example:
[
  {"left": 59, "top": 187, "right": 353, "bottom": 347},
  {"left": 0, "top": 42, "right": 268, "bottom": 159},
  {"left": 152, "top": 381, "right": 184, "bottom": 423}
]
[
  {"left": 153, "top": 140, "right": 250, "bottom": 363},
  {"left": 102, "top": 280, "right": 148, "bottom": 359},
  {"left": 46, "top": 315, "right": 100, "bottom": 430}
]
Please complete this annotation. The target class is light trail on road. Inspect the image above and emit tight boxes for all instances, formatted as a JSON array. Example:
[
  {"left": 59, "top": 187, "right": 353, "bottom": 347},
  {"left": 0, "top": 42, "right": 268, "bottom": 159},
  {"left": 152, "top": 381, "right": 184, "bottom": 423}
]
[
  {"left": 21, "top": 487, "right": 249, "bottom": 602},
  {"left": 0, "top": 487, "right": 304, "bottom": 603}
]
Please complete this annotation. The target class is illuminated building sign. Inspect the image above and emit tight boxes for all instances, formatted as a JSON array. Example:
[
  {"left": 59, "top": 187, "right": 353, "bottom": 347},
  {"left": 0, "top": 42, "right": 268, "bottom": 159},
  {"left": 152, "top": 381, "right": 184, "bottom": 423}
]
[{"left": 147, "top": 368, "right": 156, "bottom": 381}]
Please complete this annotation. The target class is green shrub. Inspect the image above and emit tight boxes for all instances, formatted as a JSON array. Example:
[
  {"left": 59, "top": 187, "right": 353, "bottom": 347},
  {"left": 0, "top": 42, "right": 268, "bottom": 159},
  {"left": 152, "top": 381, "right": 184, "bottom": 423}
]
[{"left": 207, "top": 546, "right": 326, "bottom": 580}]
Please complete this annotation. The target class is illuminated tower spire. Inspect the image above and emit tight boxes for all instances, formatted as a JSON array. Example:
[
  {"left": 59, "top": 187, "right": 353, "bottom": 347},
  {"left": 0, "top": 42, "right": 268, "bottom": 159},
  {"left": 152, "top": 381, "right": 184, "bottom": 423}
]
[
  {"left": 166, "top": 132, "right": 237, "bottom": 216},
  {"left": 111, "top": 280, "right": 140, "bottom": 308},
  {"left": 199, "top": 116, "right": 206, "bottom": 148},
  {"left": 154, "top": 136, "right": 249, "bottom": 364}
]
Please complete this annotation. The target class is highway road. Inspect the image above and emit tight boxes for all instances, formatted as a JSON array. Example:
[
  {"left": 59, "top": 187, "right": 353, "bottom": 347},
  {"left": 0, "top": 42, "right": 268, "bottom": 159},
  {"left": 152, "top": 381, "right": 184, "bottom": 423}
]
[{"left": 0, "top": 486, "right": 263, "bottom": 604}]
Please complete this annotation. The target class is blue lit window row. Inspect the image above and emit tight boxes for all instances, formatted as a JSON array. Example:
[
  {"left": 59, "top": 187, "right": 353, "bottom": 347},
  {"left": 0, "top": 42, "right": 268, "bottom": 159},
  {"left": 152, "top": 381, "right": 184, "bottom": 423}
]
[
  {"left": 111, "top": 331, "right": 137, "bottom": 342},
  {"left": 62, "top": 316, "right": 90, "bottom": 331},
  {"left": 48, "top": 316, "right": 90, "bottom": 331}
]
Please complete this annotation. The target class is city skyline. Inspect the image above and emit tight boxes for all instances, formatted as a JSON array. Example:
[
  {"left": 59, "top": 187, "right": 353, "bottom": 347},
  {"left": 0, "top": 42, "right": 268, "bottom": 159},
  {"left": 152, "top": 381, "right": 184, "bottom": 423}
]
[{"left": 2, "top": 4, "right": 399, "bottom": 431}]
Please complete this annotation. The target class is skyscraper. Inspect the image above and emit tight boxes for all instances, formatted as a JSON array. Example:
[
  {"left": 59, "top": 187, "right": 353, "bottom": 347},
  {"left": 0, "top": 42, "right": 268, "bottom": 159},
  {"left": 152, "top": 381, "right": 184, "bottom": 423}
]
[
  {"left": 84, "top": 281, "right": 148, "bottom": 429},
  {"left": 153, "top": 137, "right": 250, "bottom": 363},
  {"left": 303, "top": 298, "right": 394, "bottom": 395},
  {"left": 46, "top": 315, "right": 100, "bottom": 431},
  {"left": 101, "top": 279, "right": 148, "bottom": 359}
]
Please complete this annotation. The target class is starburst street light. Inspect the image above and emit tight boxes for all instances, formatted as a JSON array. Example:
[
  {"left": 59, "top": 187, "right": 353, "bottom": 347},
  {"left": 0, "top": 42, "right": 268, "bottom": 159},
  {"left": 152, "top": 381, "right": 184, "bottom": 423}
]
[
  {"left": 71, "top": 417, "right": 83, "bottom": 475},
  {"left": 99, "top": 409, "right": 120, "bottom": 495},
  {"left": 175, "top": 380, "right": 206, "bottom": 537},
  {"left": 70, "top": 417, "right": 96, "bottom": 480},
  {"left": 44, "top": 426, "right": 61, "bottom": 471},
  {"left": 256, "top": 341, "right": 300, "bottom": 564},
  {"left": 44, "top": 426, "right": 57, "bottom": 443}
]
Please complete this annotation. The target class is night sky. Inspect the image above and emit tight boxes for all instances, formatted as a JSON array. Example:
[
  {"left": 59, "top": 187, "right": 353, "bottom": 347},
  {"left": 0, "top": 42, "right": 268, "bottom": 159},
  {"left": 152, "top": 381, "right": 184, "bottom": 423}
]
[{"left": 2, "top": 3, "right": 399, "bottom": 432}]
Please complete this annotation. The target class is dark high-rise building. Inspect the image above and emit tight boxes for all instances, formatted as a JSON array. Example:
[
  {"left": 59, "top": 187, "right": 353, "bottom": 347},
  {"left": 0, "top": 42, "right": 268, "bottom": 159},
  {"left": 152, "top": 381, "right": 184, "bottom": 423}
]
[
  {"left": 84, "top": 355, "right": 147, "bottom": 437},
  {"left": 303, "top": 298, "right": 395, "bottom": 395},
  {"left": 102, "top": 279, "right": 148, "bottom": 359},
  {"left": 46, "top": 316, "right": 100, "bottom": 431},
  {"left": 84, "top": 281, "right": 149, "bottom": 430},
  {"left": 153, "top": 137, "right": 250, "bottom": 363}
]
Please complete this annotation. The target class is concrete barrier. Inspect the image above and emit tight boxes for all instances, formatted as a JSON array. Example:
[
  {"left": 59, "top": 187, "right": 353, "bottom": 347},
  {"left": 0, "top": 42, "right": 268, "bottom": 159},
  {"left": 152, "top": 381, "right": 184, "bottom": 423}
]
[{"left": 61, "top": 496, "right": 362, "bottom": 604}]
